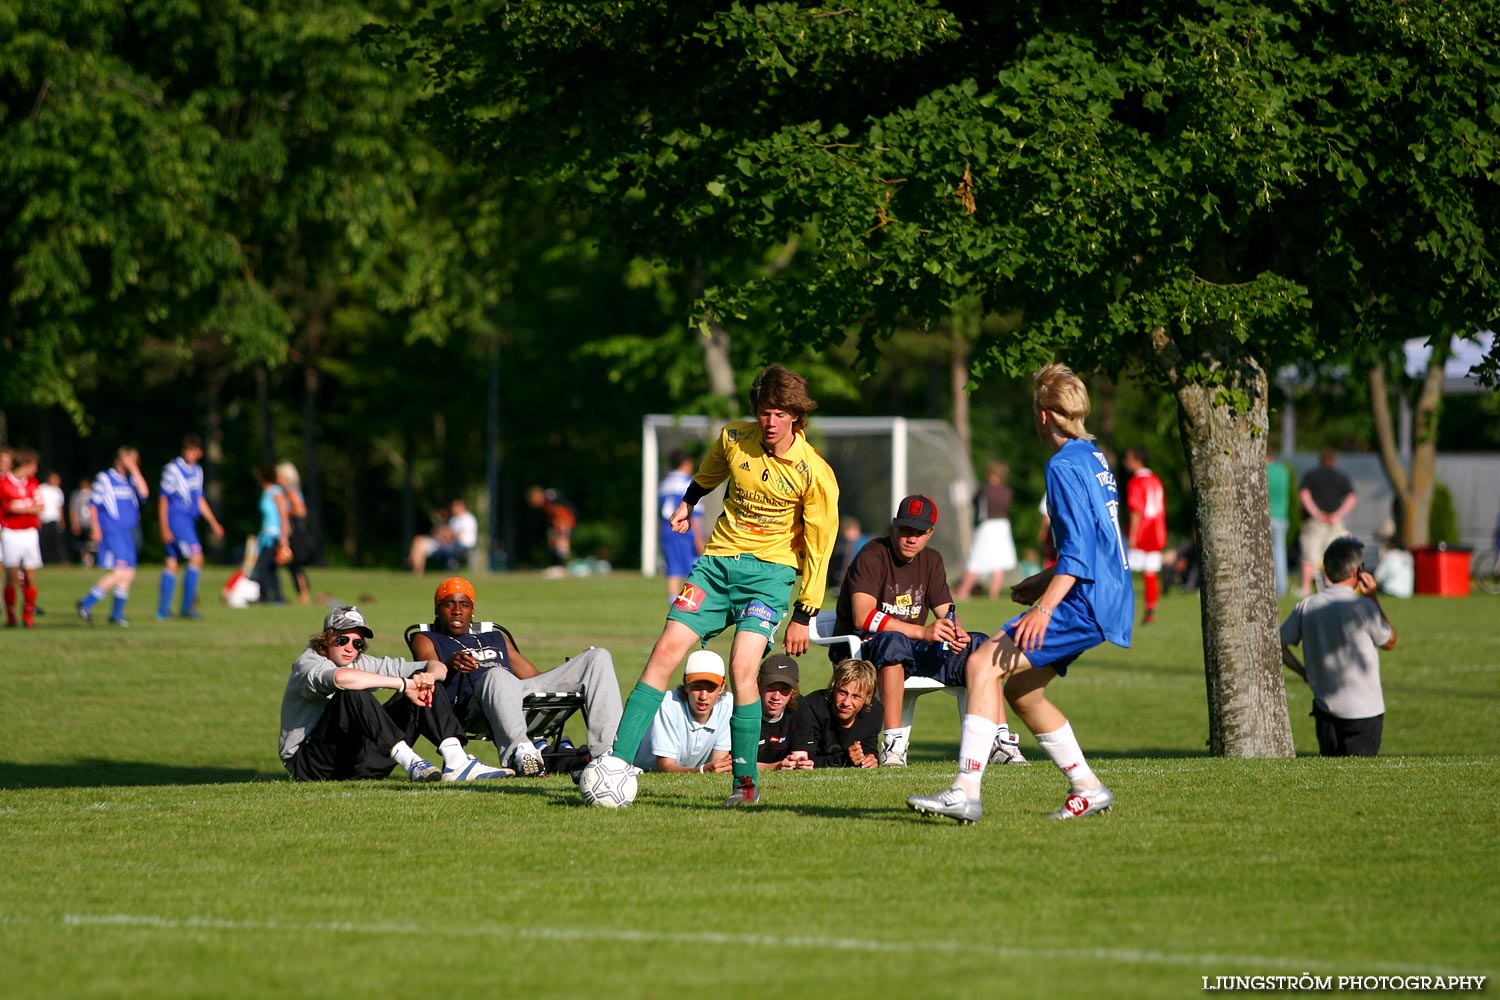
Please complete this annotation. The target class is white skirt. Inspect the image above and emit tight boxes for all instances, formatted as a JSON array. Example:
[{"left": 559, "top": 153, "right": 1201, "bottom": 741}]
[{"left": 966, "top": 518, "right": 1017, "bottom": 574}]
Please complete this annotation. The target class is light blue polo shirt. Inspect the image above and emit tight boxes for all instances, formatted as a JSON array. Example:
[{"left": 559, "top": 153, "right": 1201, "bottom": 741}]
[{"left": 634, "top": 689, "right": 733, "bottom": 771}]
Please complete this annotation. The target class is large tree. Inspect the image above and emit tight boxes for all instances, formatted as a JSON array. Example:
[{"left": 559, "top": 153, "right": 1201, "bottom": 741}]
[{"left": 388, "top": 0, "right": 1499, "bottom": 755}]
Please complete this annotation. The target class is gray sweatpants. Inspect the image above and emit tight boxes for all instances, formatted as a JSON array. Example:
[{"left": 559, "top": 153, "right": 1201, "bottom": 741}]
[{"left": 468, "top": 646, "right": 623, "bottom": 762}]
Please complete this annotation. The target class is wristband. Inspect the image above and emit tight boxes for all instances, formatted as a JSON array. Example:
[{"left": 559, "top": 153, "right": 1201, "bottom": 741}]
[
  {"left": 790, "top": 603, "right": 815, "bottom": 626},
  {"left": 1031, "top": 605, "right": 1053, "bottom": 617},
  {"left": 400, "top": 676, "right": 408, "bottom": 694},
  {"left": 698, "top": 764, "right": 705, "bottom": 774},
  {"left": 862, "top": 609, "right": 894, "bottom": 632}
]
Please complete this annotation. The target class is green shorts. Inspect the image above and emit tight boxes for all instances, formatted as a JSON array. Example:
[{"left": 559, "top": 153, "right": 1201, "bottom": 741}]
[{"left": 667, "top": 554, "right": 795, "bottom": 642}]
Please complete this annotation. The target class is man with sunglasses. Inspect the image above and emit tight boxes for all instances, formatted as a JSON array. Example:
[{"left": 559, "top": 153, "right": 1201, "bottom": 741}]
[{"left": 278, "top": 605, "right": 510, "bottom": 782}]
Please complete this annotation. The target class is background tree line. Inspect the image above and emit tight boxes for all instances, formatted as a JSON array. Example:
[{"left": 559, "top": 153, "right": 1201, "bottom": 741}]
[{"left": 5, "top": 0, "right": 1496, "bottom": 754}]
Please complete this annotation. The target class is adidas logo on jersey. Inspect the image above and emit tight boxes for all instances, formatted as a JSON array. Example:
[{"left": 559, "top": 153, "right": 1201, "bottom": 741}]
[{"left": 739, "top": 462, "right": 751, "bottom": 470}]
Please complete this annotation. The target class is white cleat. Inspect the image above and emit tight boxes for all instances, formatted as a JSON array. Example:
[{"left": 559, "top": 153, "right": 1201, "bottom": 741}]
[
  {"left": 1048, "top": 783, "right": 1114, "bottom": 819},
  {"left": 907, "top": 787, "right": 982, "bottom": 825}
]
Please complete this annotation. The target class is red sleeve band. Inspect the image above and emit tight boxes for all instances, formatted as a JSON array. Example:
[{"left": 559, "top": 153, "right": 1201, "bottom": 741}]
[{"left": 863, "top": 609, "right": 893, "bottom": 633}]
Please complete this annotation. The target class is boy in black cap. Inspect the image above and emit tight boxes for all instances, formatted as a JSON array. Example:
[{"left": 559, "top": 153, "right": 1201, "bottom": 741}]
[
  {"left": 757, "top": 653, "right": 811, "bottom": 770},
  {"left": 833, "top": 494, "right": 1026, "bottom": 768}
]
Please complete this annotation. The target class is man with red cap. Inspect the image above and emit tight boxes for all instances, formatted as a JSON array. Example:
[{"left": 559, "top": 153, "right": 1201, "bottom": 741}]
[
  {"left": 408, "top": 577, "right": 623, "bottom": 776},
  {"left": 832, "top": 494, "right": 1027, "bottom": 769}
]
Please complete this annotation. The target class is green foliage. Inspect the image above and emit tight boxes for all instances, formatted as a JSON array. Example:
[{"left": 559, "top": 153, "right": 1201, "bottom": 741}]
[
  {"left": 2, "top": 568, "right": 1498, "bottom": 997},
  {"left": 1429, "top": 480, "right": 1460, "bottom": 546}
]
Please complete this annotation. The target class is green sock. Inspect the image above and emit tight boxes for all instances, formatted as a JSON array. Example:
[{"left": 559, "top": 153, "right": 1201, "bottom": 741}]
[
  {"left": 612, "top": 681, "right": 666, "bottom": 764},
  {"left": 730, "top": 701, "right": 762, "bottom": 785}
]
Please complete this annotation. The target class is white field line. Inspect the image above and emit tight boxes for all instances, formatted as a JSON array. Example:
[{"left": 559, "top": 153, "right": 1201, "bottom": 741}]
[{"left": 44, "top": 912, "right": 1486, "bottom": 978}]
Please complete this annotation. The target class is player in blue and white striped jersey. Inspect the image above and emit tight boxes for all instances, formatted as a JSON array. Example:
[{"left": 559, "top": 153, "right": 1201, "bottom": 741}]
[
  {"left": 156, "top": 434, "right": 225, "bottom": 620},
  {"left": 76, "top": 447, "right": 150, "bottom": 627}
]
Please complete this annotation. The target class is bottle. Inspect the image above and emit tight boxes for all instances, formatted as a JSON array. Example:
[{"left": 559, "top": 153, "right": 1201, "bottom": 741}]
[{"left": 940, "top": 605, "right": 956, "bottom": 652}]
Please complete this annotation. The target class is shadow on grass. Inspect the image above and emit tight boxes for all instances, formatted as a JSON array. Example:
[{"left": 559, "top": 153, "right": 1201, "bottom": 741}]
[{"left": 0, "top": 760, "right": 284, "bottom": 790}]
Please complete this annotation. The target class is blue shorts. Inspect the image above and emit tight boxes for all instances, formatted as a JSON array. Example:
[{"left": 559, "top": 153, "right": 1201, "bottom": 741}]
[
  {"left": 165, "top": 524, "right": 202, "bottom": 561},
  {"left": 661, "top": 533, "right": 699, "bottom": 578},
  {"left": 666, "top": 554, "right": 794, "bottom": 643},
  {"left": 842, "top": 631, "right": 990, "bottom": 688},
  {"left": 98, "top": 534, "right": 138, "bottom": 570},
  {"left": 1001, "top": 598, "right": 1103, "bottom": 676}
]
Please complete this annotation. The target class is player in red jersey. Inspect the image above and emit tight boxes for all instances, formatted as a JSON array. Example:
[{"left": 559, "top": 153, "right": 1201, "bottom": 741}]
[
  {"left": 1123, "top": 447, "right": 1166, "bottom": 625},
  {"left": 1, "top": 448, "right": 45, "bottom": 628}
]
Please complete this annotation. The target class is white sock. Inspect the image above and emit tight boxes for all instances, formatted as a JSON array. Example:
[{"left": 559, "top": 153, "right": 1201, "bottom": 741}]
[
  {"left": 437, "top": 737, "right": 469, "bottom": 769},
  {"left": 390, "top": 740, "right": 421, "bottom": 771},
  {"left": 1035, "top": 722, "right": 1098, "bottom": 792},
  {"left": 996, "top": 723, "right": 1013, "bottom": 743},
  {"left": 954, "top": 714, "right": 999, "bottom": 798}
]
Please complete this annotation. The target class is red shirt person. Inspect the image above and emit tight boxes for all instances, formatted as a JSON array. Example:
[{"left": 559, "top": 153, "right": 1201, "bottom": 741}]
[{"left": 1122, "top": 447, "right": 1166, "bottom": 625}]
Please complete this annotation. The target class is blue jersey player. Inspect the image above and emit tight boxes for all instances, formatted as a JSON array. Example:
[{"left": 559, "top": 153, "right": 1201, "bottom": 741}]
[
  {"left": 657, "top": 448, "right": 703, "bottom": 597},
  {"left": 909, "top": 363, "right": 1132, "bottom": 824},
  {"left": 77, "top": 447, "right": 150, "bottom": 627},
  {"left": 156, "top": 434, "right": 225, "bottom": 620}
]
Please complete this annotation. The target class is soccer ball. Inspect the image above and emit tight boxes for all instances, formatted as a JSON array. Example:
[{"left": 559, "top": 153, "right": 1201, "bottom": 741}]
[{"left": 578, "top": 754, "right": 638, "bottom": 809}]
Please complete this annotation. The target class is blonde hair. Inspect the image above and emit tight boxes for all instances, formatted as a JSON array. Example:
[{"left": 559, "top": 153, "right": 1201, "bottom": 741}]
[
  {"left": 276, "top": 462, "right": 302, "bottom": 489},
  {"left": 1033, "top": 363, "right": 1093, "bottom": 441},
  {"left": 829, "top": 658, "right": 877, "bottom": 713}
]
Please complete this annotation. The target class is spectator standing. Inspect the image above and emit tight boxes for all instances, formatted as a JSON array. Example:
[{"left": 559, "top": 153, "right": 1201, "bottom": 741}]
[
  {"left": 1280, "top": 538, "right": 1396, "bottom": 756},
  {"left": 67, "top": 475, "right": 96, "bottom": 568},
  {"left": 1122, "top": 447, "right": 1167, "bottom": 625},
  {"left": 157, "top": 434, "right": 226, "bottom": 620},
  {"left": 2, "top": 448, "right": 44, "bottom": 628},
  {"left": 37, "top": 470, "right": 68, "bottom": 566},
  {"left": 955, "top": 461, "right": 1018, "bottom": 600},
  {"left": 657, "top": 449, "right": 704, "bottom": 597},
  {"left": 276, "top": 462, "right": 314, "bottom": 604},
  {"left": 1266, "top": 447, "right": 1293, "bottom": 596},
  {"left": 76, "top": 447, "right": 150, "bottom": 627},
  {"left": 252, "top": 464, "right": 291, "bottom": 606},
  {"left": 1298, "top": 447, "right": 1357, "bottom": 596},
  {"left": 526, "top": 485, "right": 577, "bottom": 570}
]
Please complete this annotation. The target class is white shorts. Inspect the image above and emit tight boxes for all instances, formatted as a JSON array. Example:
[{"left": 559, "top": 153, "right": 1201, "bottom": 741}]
[
  {"left": 966, "top": 518, "right": 1018, "bottom": 574},
  {"left": 1128, "top": 547, "right": 1163, "bottom": 573},
  {"left": 1, "top": 527, "right": 42, "bottom": 569}
]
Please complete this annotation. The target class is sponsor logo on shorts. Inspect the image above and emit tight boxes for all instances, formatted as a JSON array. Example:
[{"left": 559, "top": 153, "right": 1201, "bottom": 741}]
[
  {"left": 739, "top": 600, "right": 776, "bottom": 623},
  {"left": 673, "top": 583, "right": 705, "bottom": 612}
]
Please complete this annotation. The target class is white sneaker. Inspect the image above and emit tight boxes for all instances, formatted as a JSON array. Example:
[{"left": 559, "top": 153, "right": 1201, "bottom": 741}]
[
  {"left": 1048, "top": 783, "right": 1114, "bottom": 819},
  {"left": 907, "top": 787, "right": 982, "bottom": 824},
  {"left": 989, "top": 731, "right": 1029, "bottom": 766},
  {"left": 878, "top": 731, "right": 908, "bottom": 768},
  {"left": 442, "top": 755, "right": 513, "bottom": 781}
]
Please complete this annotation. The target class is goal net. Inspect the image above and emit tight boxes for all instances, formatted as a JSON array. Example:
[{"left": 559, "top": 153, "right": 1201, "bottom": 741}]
[{"left": 641, "top": 414, "right": 977, "bottom": 583}]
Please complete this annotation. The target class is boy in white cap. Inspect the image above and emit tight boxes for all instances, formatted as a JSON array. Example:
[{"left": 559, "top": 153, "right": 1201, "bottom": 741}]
[
  {"left": 278, "top": 605, "right": 509, "bottom": 782},
  {"left": 632, "top": 650, "right": 734, "bottom": 773}
]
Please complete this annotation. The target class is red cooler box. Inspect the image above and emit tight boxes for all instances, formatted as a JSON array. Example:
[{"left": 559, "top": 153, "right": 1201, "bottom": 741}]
[{"left": 1412, "top": 547, "right": 1471, "bottom": 596}]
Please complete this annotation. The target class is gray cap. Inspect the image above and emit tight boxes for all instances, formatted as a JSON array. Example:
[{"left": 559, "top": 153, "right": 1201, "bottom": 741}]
[
  {"left": 324, "top": 605, "right": 374, "bottom": 638},
  {"left": 758, "top": 653, "right": 800, "bottom": 688}
]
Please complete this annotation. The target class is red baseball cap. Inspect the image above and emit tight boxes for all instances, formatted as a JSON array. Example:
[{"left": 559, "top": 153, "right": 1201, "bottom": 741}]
[{"left": 892, "top": 495, "right": 938, "bottom": 532}]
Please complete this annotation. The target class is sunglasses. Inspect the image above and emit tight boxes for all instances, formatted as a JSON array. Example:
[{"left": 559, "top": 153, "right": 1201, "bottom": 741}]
[{"left": 333, "top": 635, "right": 367, "bottom": 651}]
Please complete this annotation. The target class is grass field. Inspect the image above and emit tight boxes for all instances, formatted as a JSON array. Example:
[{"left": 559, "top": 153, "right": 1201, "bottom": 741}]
[{"left": 3, "top": 566, "right": 1497, "bottom": 998}]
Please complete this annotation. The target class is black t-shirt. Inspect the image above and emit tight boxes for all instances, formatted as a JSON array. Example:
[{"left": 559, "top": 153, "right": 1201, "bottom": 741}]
[
  {"left": 794, "top": 688, "right": 883, "bottom": 768},
  {"left": 1300, "top": 466, "right": 1354, "bottom": 516},
  {"left": 759, "top": 702, "right": 805, "bottom": 763},
  {"left": 833, "top": 536, "right": 952, "bottom": 637}
]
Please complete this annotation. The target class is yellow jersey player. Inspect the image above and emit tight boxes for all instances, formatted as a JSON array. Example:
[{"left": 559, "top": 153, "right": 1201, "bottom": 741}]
[{"left": 602, "top": 364, "right": 839, "bottom": 806}]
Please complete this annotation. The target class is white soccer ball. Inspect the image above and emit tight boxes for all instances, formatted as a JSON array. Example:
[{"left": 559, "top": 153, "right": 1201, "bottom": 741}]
[{"left": 578, "top": 754, "right": 638, "bottom": 809}]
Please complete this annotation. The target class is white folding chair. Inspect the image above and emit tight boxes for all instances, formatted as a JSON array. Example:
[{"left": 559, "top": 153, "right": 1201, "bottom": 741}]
[{"left": 807, "top": 610, "right": 968, "bottom": 735}]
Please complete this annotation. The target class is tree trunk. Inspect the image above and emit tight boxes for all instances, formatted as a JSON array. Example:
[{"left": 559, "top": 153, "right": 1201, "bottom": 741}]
[
  {"left": 949, "top": 301, "right": 976, "bottom": 461},
  {"left": 1369, "top": 340, "right": 1448, "bottom": 548},
  {"left": 1152, "top": 326, "right": 1294, "bottom": 757}
]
